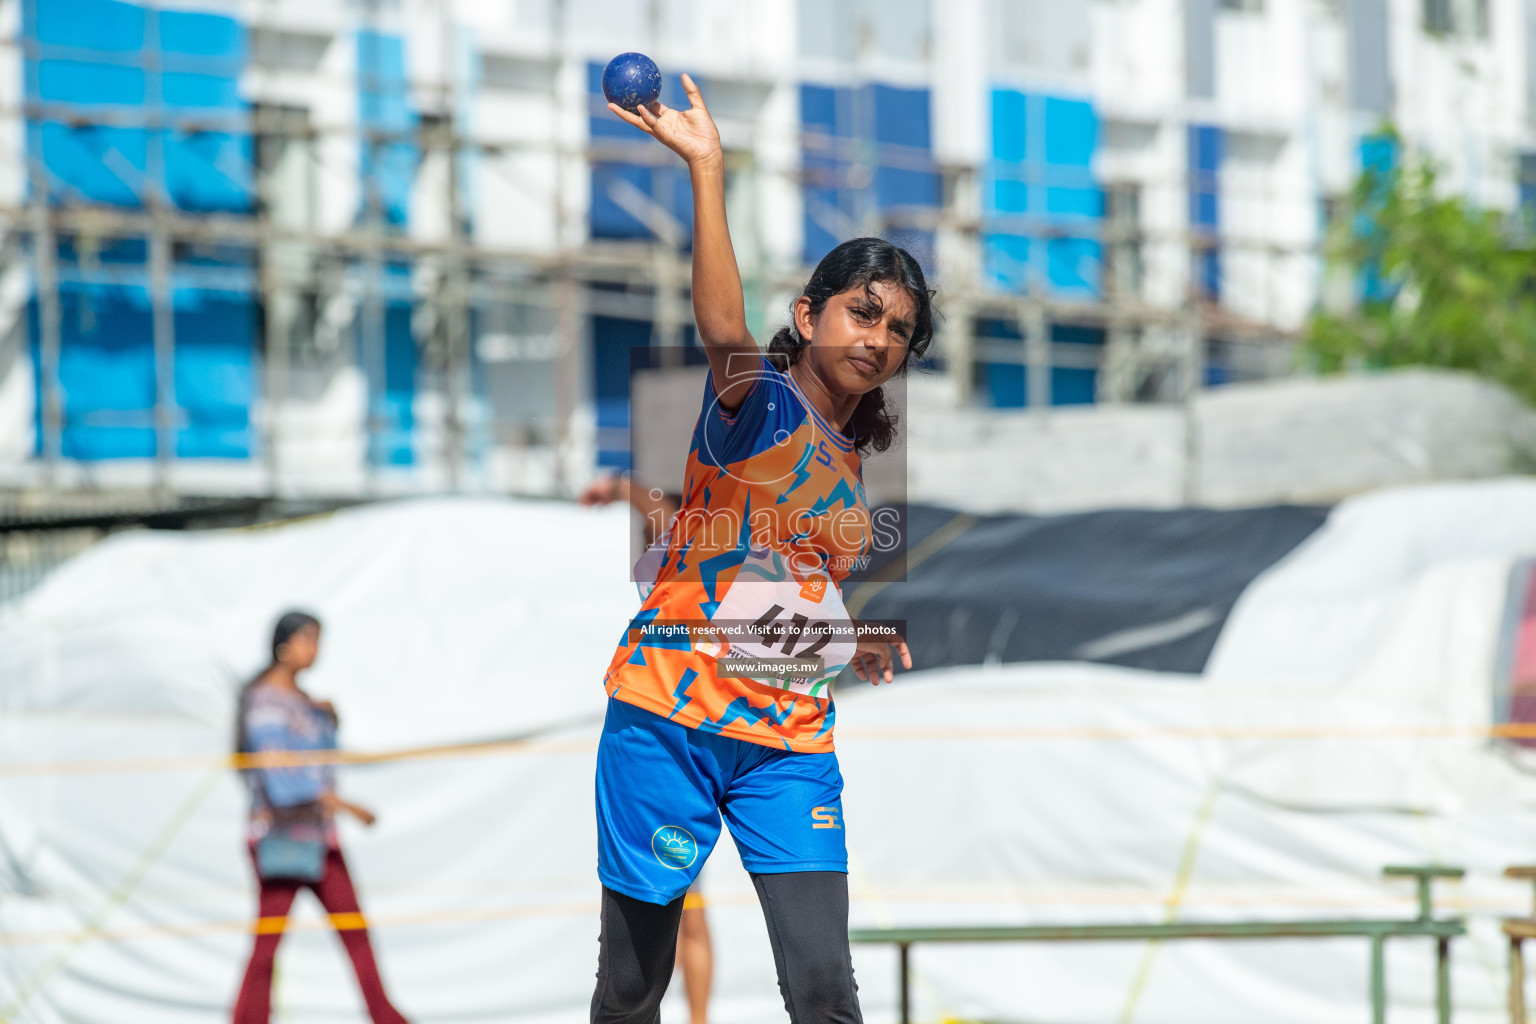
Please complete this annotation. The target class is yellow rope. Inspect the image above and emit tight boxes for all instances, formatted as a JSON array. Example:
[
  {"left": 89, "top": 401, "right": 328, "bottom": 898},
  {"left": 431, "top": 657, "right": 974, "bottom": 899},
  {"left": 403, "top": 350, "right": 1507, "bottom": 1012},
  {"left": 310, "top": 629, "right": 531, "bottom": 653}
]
[
  {"left": 1116, "top": 776, "right": 1225, "bottom": 1024},
  {"left": 3, "top": 899, "right": 600, "bottom": 948},
  {"left": 0, "top": 767, "right": 223, "bottom": 1020},
  {"left": 5, "top": 723, "right": 1536, "bottom": 778},
  {"left": 0, "top": 735, "right": 598, "bottom": 778},
  {"left": 253, "top": 911, "right": 369, "bottom": 935}
]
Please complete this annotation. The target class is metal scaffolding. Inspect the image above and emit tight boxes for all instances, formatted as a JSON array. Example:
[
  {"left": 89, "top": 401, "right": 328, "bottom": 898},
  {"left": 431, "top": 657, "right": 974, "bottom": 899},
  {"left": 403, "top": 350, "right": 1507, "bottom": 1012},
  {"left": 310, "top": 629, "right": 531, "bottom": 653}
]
[{"left": 4, "top": 0, "right": 1310, "bottom": 509}]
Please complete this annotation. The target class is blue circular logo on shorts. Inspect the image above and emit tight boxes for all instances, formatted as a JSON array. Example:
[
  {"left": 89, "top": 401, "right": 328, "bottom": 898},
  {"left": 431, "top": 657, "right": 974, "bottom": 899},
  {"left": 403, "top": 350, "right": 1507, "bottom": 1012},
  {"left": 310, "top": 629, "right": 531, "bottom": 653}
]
[{"left": 651, "top": 826, "right": 699, "bottom": 870}]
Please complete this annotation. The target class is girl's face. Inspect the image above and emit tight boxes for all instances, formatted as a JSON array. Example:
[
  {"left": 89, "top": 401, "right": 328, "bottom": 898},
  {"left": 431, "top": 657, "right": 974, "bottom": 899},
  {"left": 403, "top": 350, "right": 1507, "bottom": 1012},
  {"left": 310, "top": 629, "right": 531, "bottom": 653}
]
[
  {"left": 793, "top": 279, "right": 916, "bottom": 396},
  {"left": 279, "top": 624, "right": 321, "bottom": 671}
]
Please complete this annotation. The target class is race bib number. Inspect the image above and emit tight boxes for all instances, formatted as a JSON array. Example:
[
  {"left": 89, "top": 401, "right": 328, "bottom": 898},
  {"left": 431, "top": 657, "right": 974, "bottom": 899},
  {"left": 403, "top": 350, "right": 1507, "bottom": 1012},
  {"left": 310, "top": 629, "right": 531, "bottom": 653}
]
[{"left": 710, "top": 547, "right": 857, "bottom": 698}]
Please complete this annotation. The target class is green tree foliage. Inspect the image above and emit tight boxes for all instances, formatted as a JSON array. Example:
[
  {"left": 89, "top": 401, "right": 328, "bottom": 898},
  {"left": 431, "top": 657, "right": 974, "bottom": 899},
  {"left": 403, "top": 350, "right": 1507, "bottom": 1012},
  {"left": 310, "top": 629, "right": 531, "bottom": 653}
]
[{"left": 1306, "top": 142, "right": 1536, "bottom": 407}]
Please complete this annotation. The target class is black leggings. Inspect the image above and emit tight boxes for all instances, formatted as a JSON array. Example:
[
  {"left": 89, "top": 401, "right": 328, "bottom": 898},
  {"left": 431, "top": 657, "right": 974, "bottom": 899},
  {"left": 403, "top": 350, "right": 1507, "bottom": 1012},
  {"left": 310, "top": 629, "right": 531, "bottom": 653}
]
[{"left": 591, "top": 871, "right": 862, "bottom": 1024}]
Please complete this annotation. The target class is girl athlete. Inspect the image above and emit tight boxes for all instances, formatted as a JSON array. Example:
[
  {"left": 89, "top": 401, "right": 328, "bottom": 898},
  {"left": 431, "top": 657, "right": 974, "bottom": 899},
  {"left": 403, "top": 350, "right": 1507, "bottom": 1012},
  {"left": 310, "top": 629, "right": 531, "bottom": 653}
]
[{"left": 591, "top": 77, "right": 931, "bottom": 1024}]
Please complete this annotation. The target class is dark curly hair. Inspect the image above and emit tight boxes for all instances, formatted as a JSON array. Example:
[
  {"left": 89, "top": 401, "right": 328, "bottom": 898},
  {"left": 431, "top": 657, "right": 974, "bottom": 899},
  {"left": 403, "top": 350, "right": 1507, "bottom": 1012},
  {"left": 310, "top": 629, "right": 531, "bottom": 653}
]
[
  {"left": 234, "top": 610, "right": 322, "bottom": 756},
  {"left": 767, "top": 237, "right": 935, "bottom": 456}
]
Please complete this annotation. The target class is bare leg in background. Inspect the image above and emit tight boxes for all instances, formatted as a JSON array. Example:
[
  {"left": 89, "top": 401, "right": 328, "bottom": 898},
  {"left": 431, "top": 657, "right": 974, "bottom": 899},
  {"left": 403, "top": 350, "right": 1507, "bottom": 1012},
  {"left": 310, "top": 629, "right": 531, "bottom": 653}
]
[{"left": 677, "top": 903, "right": 713, "bottom": 1024}]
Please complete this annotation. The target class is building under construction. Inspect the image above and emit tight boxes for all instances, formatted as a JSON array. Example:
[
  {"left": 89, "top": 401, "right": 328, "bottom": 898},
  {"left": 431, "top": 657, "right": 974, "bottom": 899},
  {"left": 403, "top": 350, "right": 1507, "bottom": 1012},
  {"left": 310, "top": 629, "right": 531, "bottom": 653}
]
[{"left": 0, "top": 0, "right": 1527, "bottom": 505}]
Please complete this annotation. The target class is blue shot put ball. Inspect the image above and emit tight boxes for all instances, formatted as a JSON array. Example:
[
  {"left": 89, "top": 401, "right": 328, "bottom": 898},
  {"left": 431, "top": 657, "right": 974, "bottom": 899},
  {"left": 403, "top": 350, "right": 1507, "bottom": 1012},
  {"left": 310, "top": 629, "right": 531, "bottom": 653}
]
[{"left": 602, "top": 52, "right": 662, "bottom": 112}]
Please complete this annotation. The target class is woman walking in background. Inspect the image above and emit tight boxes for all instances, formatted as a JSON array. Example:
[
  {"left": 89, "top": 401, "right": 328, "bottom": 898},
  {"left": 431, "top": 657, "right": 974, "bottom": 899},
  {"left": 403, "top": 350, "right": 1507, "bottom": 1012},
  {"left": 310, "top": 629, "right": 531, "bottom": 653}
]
[{"left": 232, "top": 611, "right": 410, "bottom": 1024}]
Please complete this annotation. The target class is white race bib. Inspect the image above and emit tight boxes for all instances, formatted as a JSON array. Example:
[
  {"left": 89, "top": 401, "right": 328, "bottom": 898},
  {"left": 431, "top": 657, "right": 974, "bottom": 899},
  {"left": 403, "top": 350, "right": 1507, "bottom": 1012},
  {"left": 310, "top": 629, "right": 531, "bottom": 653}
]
[{"left": 709, "top": 546, "right": 857, "bottom": 698}]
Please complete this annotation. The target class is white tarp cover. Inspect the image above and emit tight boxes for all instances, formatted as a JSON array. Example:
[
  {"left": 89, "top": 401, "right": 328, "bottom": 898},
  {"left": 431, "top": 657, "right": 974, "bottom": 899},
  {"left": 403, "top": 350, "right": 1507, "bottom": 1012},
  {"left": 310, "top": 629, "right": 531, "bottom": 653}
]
[{"left": 5, "top": 483, "right": 1536, "bottom": 1023}]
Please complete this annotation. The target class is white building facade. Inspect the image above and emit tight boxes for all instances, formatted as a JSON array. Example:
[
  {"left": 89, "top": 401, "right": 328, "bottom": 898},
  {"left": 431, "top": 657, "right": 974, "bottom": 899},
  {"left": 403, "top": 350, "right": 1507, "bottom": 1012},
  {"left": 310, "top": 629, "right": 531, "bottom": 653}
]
[{"left": 0, "top": 0, "right": 1528, "bottom": 499}]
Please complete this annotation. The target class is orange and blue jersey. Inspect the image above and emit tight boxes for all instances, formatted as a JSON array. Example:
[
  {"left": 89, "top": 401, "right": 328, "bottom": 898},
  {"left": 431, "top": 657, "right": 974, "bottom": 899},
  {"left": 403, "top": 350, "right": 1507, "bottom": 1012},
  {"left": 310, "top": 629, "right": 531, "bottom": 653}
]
[{"left": 603, "top": 354, "right": 872, "bottom": 753}]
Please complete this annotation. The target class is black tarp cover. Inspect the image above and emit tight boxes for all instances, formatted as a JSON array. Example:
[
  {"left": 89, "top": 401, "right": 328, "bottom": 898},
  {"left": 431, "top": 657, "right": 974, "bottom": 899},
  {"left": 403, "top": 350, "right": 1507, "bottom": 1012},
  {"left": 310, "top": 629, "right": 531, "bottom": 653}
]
[{"left": 842, "top": 504, "right": 1330, "bottom": 676}]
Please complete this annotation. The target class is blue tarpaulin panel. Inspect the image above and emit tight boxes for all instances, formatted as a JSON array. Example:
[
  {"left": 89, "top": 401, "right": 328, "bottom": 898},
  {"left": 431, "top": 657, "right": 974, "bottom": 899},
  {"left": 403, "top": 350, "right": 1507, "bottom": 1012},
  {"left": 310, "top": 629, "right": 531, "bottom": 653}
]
[
  {"left": 800, "top": 83, "right": 855, "bottom": 266},
  {"left": 974, "top": 318, "right": 1102, "bottom": 408},
  {"left": 983, "top": 363, "right": 1028, "bottom": 408},
  {"left": 1206, "top": 338, "right": 1242, "bottom": 388},
  {"left": 1520, "top": 155, "right": 1536, "bottom": 228},
  {"left": 173, "top": 295, "right": 258, "bottom": 458},
  {"left": 30, "top": 291, "right": 154, "bottom": 459},
  {"left": 34, "top": 0, "right": 144, "bottom": 49},
  {"left": 983, "top": 89, "right": 1102, "bottom": 299},
  {"left": 870, "top": 84, "right": 939, "bottom": 271},
  {"left": 35, "top": 123, "right": 147, "bottom": 206},
  {"left": 160, "top": 8, "right": 245, "bottom": 56},
  {"left": 1358, "top": 129, "right": 1398, "bottom": 178},
  {"left": 975, "top": 316, "right": 1025, "bottom": 408},
  {"left": 1188, "top": 123, "right": 1222, "bottom": 301},
  {"left": 799, "top": 82, "right": 938, "bottom": 271},
  {"left": 28, "top": 3, "right": 252, "bottom": 213},
  {"left": 159, "top": 7, "right": 250, "bottom": 214},
  {"left": 978, "top": 95, "right": 1106, "bottom": 409},
  {"left": 352, "top": 34, "right": 419, "bottom": 466},
  {"left": 349, "top": 258, "right": 418, "bottom": 468},
  {"left": 592, "top": 315, "right": 652, "bottom": 471},
  {"left": 37, "top": 60, "right": 146, "bottom": 106},
  {"left": 1356, "top": 131, "right": 1399, "bottom": 304},
  {"left": 358, "top": 30, "right": 416, "bottom": 229},
  {"left": 991, "top": 89, "right": 1028, "bottom": 163},
  {"left": 28, "top": 284, "right": 257, "bottom": 459},
  {"left": 1051, "top": 323, "right": 1103, "bottom": 405},
  {"left": 376, "top": 303, "right": 417, "bottom": 468},
  {"left": 24, "top": 0, "right": 257, "bottom": 459}
]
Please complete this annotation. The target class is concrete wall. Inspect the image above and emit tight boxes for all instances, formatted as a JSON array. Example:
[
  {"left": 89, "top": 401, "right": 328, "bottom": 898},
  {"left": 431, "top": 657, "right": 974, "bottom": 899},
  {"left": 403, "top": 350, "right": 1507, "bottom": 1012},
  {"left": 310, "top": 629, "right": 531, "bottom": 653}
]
[
  {"left": 627, "top": 365, "right": 1536, "bottom": 513},
  {"left": 904, "top": 369, "right": 1536, "bottom": 513},
  {"left": 904, "top": 389, "right": 1187, "bottom": 513}
]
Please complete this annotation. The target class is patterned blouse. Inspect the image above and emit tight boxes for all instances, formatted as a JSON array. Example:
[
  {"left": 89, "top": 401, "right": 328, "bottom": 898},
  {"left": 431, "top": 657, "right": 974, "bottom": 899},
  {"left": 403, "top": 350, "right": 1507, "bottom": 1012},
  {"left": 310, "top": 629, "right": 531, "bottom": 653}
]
[{"left": 238, "top": 681, "right": 339, "bottom": 846}]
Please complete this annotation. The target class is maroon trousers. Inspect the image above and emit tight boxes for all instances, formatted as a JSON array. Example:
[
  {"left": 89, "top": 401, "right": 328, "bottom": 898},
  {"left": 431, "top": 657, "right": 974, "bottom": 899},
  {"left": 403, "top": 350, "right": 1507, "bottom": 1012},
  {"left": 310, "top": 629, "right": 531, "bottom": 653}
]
[{"left": 233, "top": 846, "right": 409, "bottom": 1024}]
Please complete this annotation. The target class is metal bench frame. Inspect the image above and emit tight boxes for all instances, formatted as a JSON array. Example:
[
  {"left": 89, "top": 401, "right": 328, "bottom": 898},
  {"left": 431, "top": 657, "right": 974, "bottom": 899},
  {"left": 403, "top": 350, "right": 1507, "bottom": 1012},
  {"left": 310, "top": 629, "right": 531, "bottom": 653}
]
[
  {"left": 849, "top": 865, "right": 1465, "bottom": 1024},
  {"left": 1501, "top": 866, "right": 1536, "bottom": 1024}
]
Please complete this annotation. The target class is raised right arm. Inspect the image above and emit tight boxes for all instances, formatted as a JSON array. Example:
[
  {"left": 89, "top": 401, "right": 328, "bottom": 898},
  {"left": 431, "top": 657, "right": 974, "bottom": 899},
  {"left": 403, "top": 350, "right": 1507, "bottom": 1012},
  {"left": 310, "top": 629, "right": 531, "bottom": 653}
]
[{"left": 608, "top": 74, "right": 760, "bottom": 411}]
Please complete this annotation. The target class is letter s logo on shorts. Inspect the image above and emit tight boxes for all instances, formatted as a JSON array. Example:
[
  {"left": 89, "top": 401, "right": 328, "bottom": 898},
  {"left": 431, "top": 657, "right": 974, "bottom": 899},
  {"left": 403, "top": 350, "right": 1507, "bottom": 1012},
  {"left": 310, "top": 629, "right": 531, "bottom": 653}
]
[
  {"left": 811, "top": 806, "right": 842, "bottom": 830},
  {"left": 651, "top": 826, "right": 700, "bottom": 870}
]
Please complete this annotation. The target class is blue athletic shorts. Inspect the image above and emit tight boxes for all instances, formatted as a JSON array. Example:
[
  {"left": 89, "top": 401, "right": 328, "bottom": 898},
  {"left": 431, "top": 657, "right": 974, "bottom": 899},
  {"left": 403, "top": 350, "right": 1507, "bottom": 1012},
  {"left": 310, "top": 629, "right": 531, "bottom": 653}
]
[{"left": 595, "top": 696, "right": 848, "bottom": 905}]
